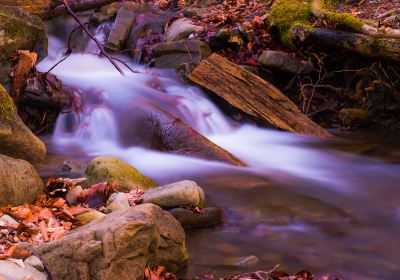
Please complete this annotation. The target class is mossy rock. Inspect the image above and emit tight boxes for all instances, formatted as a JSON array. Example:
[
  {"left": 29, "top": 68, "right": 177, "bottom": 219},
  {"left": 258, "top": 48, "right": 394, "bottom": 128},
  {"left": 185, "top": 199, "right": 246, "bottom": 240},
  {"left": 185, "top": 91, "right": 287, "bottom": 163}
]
[
  {"left": 84, "top": 156, "right": 157, "bottom": 192},
  {"left": 0, "top": 6, "right": 47, "bottom": 87},
  {"left": 0, "top": 154, "right": 43, "bottom": 206},
  {"left": 0, "top": 84, "right": 46, "bottom": 166}
]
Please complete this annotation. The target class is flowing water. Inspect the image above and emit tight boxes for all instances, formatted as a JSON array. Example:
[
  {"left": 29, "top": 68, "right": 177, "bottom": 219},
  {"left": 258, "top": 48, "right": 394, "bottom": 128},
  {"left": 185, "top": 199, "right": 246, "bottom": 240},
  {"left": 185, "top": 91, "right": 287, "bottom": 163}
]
[{"left": 38, "top": 22, "right": 400, "bottom": 280}]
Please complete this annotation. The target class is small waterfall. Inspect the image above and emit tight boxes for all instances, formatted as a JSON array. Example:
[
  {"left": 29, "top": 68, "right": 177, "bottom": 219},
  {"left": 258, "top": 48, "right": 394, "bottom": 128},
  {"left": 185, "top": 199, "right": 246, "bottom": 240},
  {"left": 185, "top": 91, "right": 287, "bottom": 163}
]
[{"left": 39, "top": 26, "right": 400, "bottom": 192}]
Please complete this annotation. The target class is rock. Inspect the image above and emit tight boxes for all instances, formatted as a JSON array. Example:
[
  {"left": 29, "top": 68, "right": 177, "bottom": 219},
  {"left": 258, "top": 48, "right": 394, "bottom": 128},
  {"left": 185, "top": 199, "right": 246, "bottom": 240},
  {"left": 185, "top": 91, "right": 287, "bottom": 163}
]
[
  {"left": 0, "top": 85, "right": 46, "bottom": 165},
  {"left": 143, "top": 180, "right": 205, "bottom": 208},
  {"left": 0, "top": 154, "right": 43, "bottom": 206},
  {"left": 339, "top": 108, "right": 372, "bottom": 128},
  {"left": 0, "top": 214, "right": 18, "bottom": 226},
  {"left": 127, "top": 19, "right": 164, "bottom": 54},
  {"left": 60, "top": 160, "right": 86, "bottom": 174},
  {"left": 165, "top": 18, "right": 203, "bottom": 42},
  {"left": 169, "top": 207, "right": 223, "bottom": 228},
  {"left": 258, "top": 50, "right": 314, "bottom": 74},
  {"left": 0, "top": 6, "right": 47, "bottom": 88},
  {"left": 34, "top": 204, "right": 189, "bottom": 279},
  {"left": 90, "top": 2, "right": 122, "bottom": 25},
  {"left": 76, "top": 209, "right": 106, "bottom": 224},
  {"left": 85, "top": 156, "right": 157, "bottom": 192},
  {"left": 106, "top": 192, "right": 130, "bottom": 213},
  {"left": 105, "top": 5, "right": 136, "bottom": 51},
  {"left": 0, "top": 260, "right": 47, "bottom": 280},
  {"left": 208, "top": 27, "right": 246, "bottom": 50},
  {"left": 152, "top": 39, "right": 211, "bottom": 68},
  {"left": 119, "top": 101, "right": 244, "bottom": 165},
  {"left": 24, "top": 255, "right": 45, "bottom": 272}
]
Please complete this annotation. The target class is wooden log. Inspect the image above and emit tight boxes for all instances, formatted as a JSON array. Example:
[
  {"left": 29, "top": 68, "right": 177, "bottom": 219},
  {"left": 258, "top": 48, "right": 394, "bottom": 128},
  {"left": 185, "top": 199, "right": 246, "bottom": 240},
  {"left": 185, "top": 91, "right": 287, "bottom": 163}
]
[
  {"left": 292, "top": 26, "right": 400, "bottom": 62},
  {"left": 188, "top": 53, "right": 332, "bottom": 138},
  {"left": 0, "top": 0, "right": 120, "bottom": 19},
  {"left": 0, "top": 0, "right": 52, "bottom": 17}
]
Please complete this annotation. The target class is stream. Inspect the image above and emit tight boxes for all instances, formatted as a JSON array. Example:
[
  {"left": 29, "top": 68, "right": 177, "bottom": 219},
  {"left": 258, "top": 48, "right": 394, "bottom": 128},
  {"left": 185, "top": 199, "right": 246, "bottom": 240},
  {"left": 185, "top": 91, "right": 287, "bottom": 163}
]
[{"left": 37, "top": 19, "right": 400, "bottom": 280}]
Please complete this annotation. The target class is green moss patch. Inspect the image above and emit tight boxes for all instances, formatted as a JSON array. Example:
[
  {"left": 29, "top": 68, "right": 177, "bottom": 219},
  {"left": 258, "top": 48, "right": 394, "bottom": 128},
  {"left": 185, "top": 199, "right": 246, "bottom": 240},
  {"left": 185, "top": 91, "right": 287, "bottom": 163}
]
[
  {"left": 268, "top": 0, "right": 314, "bottom": 45},
  {"left": 0, "top": 85, "right": 14, "bottom": 120}
]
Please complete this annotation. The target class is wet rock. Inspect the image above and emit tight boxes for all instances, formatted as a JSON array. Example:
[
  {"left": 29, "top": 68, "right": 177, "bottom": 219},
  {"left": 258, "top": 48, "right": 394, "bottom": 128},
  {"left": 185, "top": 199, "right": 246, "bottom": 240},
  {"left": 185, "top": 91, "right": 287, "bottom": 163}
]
[
  {"left": 60, "top": 160, "right": 86, "bottom": 174},
  {"left": 169, "top": 207, "right": 223, "bottom": 228},
  {"left": 152, "top": 39, "right": 211, "bottom": 68},
  {"left": 106, "top": 192, "right": 130, "bottom": 213},
  {"left": 119, "top": 102, "right": 244, "bottom": 165},
  {"left": 165, "top": 18, "right": 203, "bottom": 42},
  {"left": 84, "top": 156, "right": 157, "bottom": 192},
  {"left": 76, "top": 209, "right": 106, "bottom": 224},
  {"left": 258, "top": 50, "right": 314, "bottom": 74},
  {"left": 34, "top": 204, "right": 189, "bottom": 279},
  {"left": 0, "top": 6, "right": 47, "bottom": 88},
  {"left": 105, "top": 6, "right": 136, "bottom": 51},
  {"left": 0, "top": 84, "right": 46, "bottom": 165},
  {"left": 90, "top": 2, "right": 121, "bottom": 25},
  {"left": 127, "top": 19, "right": 164, "bottom": 56},
  {"left": 339, "top": 108, "right": 372, "bottom": 128},
  {"left": 0, "top": 154, "right": 43, "bottom": 206},
  {"left": 208, "top": 27, "right": 247, "bottom": 50},
  {"left": 0, "top": 260, "right": 47, "bottom": 280},
  {"left": 24, "top": 255, "right": 45, "bottom": 272},
  {"left": 143, "top": 180, "right": 205, "bottom": 208}
]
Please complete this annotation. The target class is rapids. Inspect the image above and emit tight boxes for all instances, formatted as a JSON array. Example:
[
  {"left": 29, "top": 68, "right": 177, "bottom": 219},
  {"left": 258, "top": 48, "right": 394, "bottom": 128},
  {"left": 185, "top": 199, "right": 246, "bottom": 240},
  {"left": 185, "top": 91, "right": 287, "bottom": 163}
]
[{"left": 37, "top": 22, "right": 400, "bottom": 280}]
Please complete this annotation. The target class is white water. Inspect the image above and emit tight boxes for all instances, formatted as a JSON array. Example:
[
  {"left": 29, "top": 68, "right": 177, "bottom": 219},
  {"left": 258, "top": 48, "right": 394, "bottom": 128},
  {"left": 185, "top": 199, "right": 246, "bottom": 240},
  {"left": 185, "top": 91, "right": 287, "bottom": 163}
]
[{"left": 37, "top": 35, "right": 400, "bottom": 190}]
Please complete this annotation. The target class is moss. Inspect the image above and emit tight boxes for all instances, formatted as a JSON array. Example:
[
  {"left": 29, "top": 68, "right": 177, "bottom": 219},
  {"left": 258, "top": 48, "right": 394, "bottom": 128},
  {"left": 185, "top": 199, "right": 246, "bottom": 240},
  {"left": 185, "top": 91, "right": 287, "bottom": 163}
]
[
  {"left": 268, "top": 0, "right": 314, "bottom": 45},
  {"left": 325, "top": 11, "right": 363, "bottom": 31},
  {"left": 85, "top": 156, "right": 158, "bottom": 192},
  {"left": 0, "top": 85, "right": 14, "bottom": 120},
  {"left": 320, "top": 0, "right": 364, "bottom": 31}
]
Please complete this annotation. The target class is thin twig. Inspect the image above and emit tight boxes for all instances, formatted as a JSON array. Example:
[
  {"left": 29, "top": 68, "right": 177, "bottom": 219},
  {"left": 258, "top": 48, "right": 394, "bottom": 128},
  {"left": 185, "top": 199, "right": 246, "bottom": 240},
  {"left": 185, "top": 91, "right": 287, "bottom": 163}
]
[
  {"left": 63, "top": 0, "right": 125, "bottom": 75},
  {"left": 45, "top": 25, "right": 81, "bottom": 76}
]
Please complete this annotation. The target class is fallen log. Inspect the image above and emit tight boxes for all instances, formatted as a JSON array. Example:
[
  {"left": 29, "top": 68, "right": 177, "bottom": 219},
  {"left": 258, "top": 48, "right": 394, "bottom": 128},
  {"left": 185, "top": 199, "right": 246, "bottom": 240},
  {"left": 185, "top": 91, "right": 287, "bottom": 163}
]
[
  {"left": 0, "top": 0, "right": 120, "bottom": 19},
  {"left": 188, "top": 54, "right": 332, "bottom": 138},
  {"left": 292, "top": 26, "right": 400, "bottom": 62}
]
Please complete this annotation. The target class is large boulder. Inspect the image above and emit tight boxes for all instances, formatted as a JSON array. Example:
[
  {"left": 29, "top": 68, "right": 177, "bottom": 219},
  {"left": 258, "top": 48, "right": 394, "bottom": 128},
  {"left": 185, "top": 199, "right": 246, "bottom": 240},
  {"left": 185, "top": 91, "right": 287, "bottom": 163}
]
[
  {"left": 0, "top": 260, "right": 47, "bottom": 280},
  {"left": 84, "top": 156, "right": 157, "bottom": 192},
  {"left": 152, "top": 40, "right": 211, "bottom": 68},
  {"left": 34, "top": 204, "right": 189, "bottom": 280},
  {"left": 0, "top": 6, "right": 47, "bottom": 88},
  {"left": 0, "top": 154, "right": 43, "bottom": 206},
  {"left": 0, "top": 84, "right": 46, "bottom": 165}
]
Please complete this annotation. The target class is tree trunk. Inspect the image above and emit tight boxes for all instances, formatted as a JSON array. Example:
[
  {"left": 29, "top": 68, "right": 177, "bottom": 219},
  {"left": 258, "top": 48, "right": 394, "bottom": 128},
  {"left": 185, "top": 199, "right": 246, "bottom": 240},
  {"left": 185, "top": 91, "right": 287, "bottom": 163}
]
[
  {"left": 189, "top": 53, "right": 332, "bottom": 138},
  {"left": 292, "top": 26, "right": 400, "bottom": 62}
]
